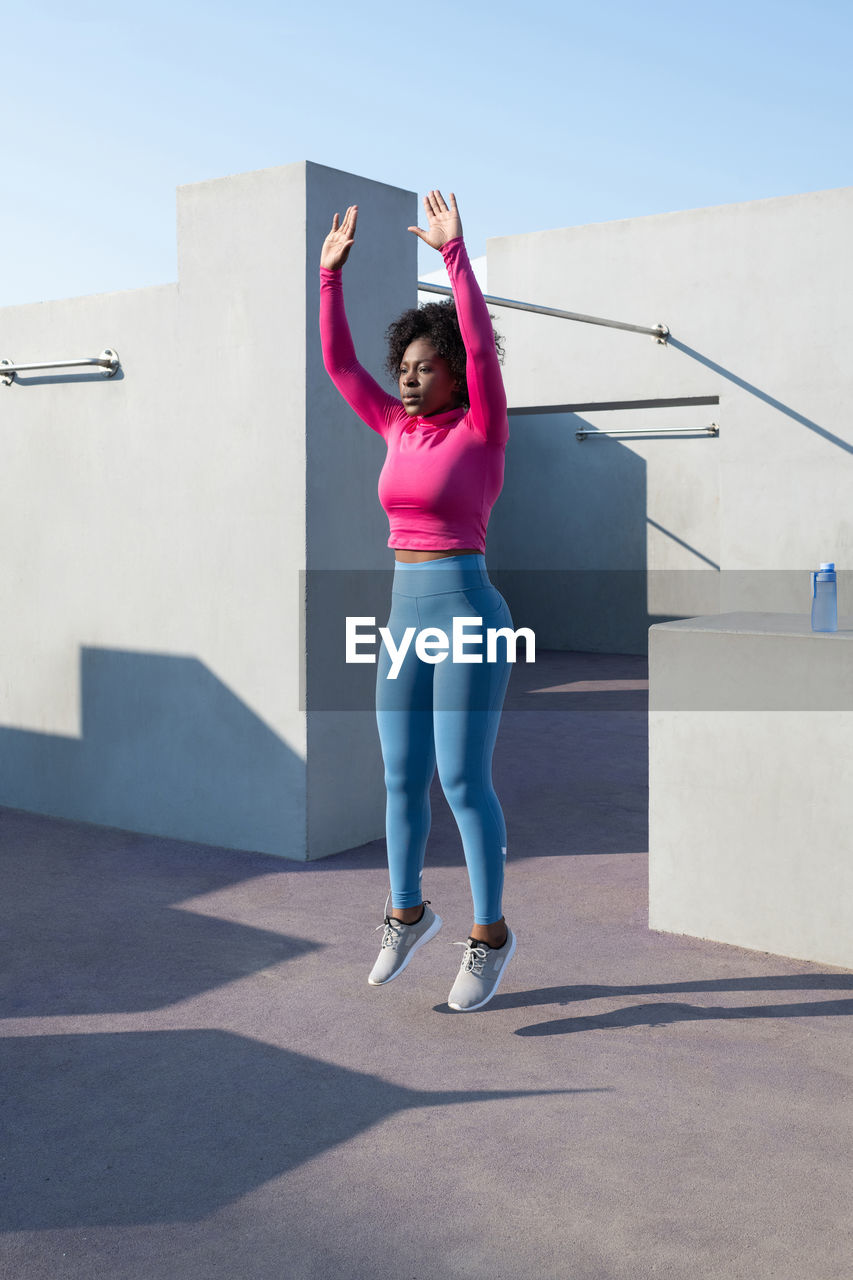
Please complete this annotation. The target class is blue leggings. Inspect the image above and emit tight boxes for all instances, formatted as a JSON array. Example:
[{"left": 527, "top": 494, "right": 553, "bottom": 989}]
[{"left": 375, "top": 553, "right": 514, "bottom": 925}]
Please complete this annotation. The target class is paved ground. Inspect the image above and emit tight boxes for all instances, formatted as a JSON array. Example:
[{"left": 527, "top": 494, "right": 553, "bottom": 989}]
[{"left": 1, "top": 650, "right": 851, "bottom": 1280}]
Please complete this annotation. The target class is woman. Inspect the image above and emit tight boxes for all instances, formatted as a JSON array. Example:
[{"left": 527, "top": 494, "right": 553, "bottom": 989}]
[{"left": 319, "top": 189, "right": 516, "bottom": 1012}]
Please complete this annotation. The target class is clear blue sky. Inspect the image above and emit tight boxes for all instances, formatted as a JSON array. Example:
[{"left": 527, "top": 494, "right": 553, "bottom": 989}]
[{"left": 3, "top": 0, "right": 852, "bottom": 306}]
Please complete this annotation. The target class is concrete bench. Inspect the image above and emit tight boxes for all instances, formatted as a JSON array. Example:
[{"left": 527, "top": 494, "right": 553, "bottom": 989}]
[{"left": 648, "top": 612, "right": 853, "bottom": 969}]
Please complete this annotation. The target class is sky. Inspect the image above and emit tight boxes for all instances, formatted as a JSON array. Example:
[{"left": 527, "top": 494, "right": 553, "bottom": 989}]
[{"left": 2, "top": 0, "right": 852, "bottom": 307}]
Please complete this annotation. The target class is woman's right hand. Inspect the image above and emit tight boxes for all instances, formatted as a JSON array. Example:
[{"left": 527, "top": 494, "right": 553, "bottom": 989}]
[{"left": 320, "top": 204, "right": 358, "bottom": 270}]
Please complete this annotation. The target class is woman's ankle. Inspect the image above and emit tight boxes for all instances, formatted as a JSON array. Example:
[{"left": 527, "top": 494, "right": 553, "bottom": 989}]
[
  {"left": 390, "top": 902, "right": 424, "bottom": 924},
  {"left": 469, "top": 917, "right": 507, "bottom": 947}
]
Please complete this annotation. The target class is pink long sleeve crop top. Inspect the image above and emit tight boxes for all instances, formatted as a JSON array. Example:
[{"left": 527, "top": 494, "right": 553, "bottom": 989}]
[{"left": 319, "top": 236, "right": 508, "bottom": 553}]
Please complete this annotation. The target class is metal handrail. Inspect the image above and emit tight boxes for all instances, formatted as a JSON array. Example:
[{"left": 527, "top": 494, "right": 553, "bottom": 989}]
[
  {"left": 504, "top": 399, "right": 720, "bottom": 442},
  {"left": 417, "top": 282, "right": 669, "bottom": 343},
  {"left": 576, "top": 423, "right": 719, "bottom": 441},
  {"left": 1, "top": 349, "right": 119, "bottom": 384}
]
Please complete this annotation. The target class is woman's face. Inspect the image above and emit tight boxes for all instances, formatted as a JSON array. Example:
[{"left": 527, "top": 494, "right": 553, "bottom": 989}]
[{"left": 398, "top": 338, "right": 461, "bottom": 418}]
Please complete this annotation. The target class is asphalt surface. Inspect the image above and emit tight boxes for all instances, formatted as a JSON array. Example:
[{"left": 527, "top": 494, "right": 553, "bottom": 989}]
[{"left": 2, "top": 649, "right": 851, "bottom": 1280}]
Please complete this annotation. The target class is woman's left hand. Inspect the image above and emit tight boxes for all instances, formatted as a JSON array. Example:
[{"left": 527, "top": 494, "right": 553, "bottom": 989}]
[{"left": 408, "top": 189, "right": 463, "bottom": 250}]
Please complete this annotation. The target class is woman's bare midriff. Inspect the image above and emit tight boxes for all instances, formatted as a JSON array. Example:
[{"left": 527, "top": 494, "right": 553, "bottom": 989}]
[{"left": 394, "top": 548, "right": 481, "bottom": 562}]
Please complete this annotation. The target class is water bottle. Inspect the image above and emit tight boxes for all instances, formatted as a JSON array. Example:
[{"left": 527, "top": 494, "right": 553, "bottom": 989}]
[{"left": 810, "top": 561, "right": 838, "bottom": 632}]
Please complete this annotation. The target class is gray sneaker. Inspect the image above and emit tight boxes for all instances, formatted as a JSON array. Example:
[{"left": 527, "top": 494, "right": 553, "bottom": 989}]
[
  {"left": 447, "top": 927, "right": 517, "bottom": 1011},
  {"left": 367, "top": 892, "right": 443, "bottom": 985}
]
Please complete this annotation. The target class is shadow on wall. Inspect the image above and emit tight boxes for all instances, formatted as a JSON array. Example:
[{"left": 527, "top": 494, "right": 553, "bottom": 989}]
[
  {"left": 0, "top": 645, "right": 652, "bottom": 872},
  {"left": 0, "top": 647, "right": 304, "bottom": 857},
  {"left": 495, "top": 400, "right": 723, "bottom": 652},
  {"left": 666, "top": 338, "right": 853, "bottom": 457}
]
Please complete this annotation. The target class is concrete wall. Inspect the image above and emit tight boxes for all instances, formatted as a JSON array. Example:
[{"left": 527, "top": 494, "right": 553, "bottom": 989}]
[
  {"left": 3, "top": 168, "right": 851, "bottom": 867},
  {"left": 480, "top": 186, "right": 853, "bottom": 964},
  {"left": 648, "top": 612, "right": 853, "bottom": 969},
  {"left": 0, "top": 161, "right": 416, "bottom": 858},
  {"left": 483, "top": 185, "right": 853, "bottom": 651}
]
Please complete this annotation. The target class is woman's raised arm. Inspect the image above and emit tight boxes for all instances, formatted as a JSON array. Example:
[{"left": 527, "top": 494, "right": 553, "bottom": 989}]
[
  {"left": 319, "top": 205, "right": 402, "bottom": 441},
  {"left": 409, "top": 191, "right": 508, "bottom": 446}
]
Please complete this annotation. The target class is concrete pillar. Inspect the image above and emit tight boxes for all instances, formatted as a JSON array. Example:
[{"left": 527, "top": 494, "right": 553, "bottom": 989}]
[{"left": 0, "top": 161, "right": 417, "bottom": 859}]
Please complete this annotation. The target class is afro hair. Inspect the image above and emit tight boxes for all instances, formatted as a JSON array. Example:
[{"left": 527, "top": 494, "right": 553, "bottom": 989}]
[{"left": 384, "top": 299, "right": 505, "bottom": 410}]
